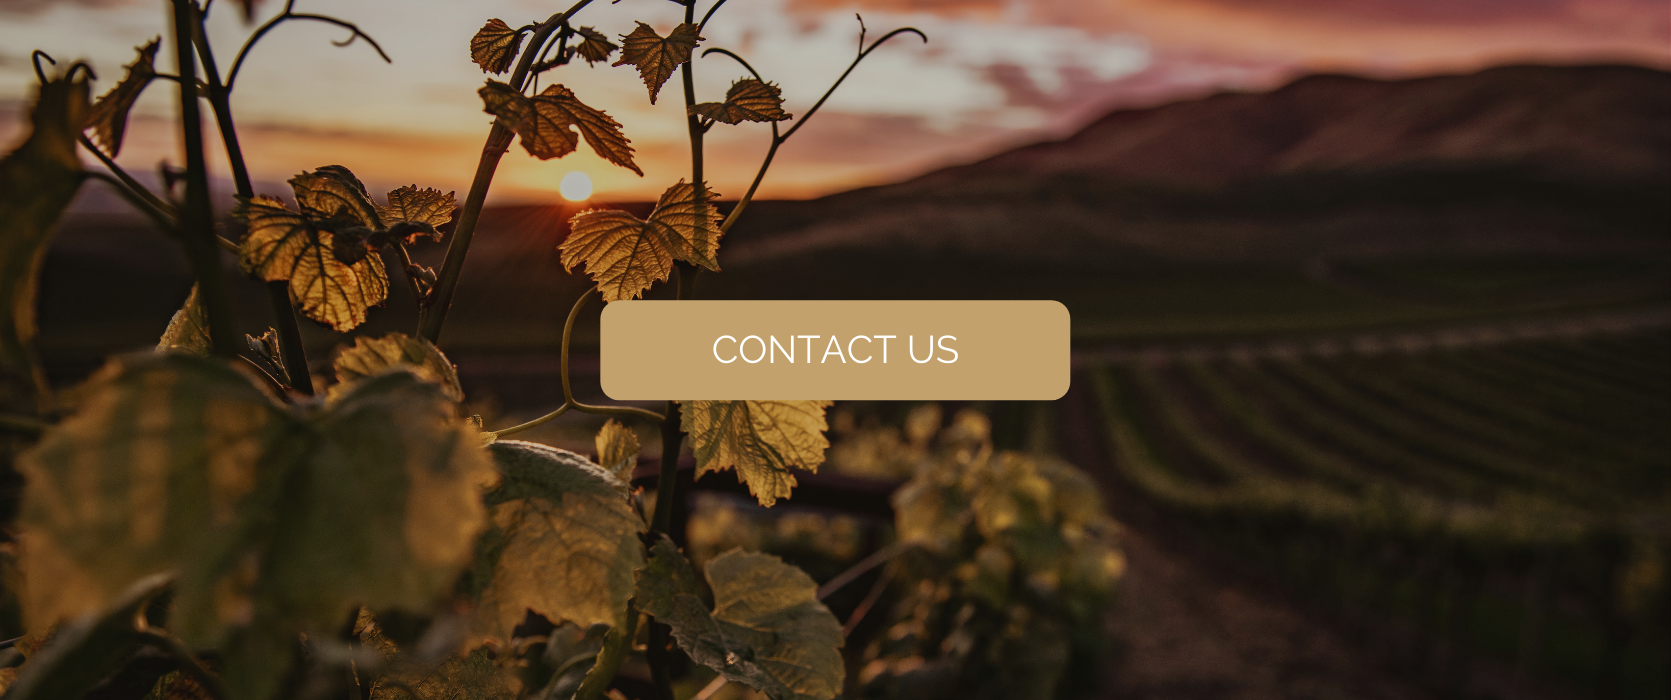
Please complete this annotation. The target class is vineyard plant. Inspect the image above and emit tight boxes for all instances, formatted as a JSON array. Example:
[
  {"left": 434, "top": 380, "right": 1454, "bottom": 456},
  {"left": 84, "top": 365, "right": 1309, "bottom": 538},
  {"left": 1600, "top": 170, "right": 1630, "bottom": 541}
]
[
  {"left": 0, "top": 1, "right": 1124, "bottom": 699},
  {"left": 1088, "top": 333, "right": 1669, "bottom": 698}
]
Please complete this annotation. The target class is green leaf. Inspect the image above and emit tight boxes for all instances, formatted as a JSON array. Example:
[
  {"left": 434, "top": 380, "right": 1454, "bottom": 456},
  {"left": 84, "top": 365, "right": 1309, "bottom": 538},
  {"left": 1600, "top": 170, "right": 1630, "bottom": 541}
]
[
  {"left": 614, "top": 22, "right": 701, "bottom": 105},
  {"left": 464, "top": 440, "right": 645, "bottom": 643},
  {"left": 333, "top": 332, "right": 463, "bottom": 402},
  {"left": 479, "top": 81, "right": 642, "bottom": 175},
  {"left": 0, "top": 575, "right": 169, "bottom": 700},
  {"left": 470, "top": 18, "right": 524, "bottom": 75},
  {"left": 594, "top": 419, "right": 639, "bottom": 483},
  {"left": 157, "top": 285, "right": 212, "bottom": 356},
  {"left": 16, "top": 354, "right": 494, "bottom": 699},
  {"left": 16, "top": 354, "right": 286, "bottom": 636},
  {"left": 690, "top": 79, "right": 793, "bottom": 125},
  {"left": 236, "top": 194, "right": 389, "bottom": 331},
  {"left": 560, "top": 181, "right": 722, "bottom": 302},
  {"left": 680, "top": 400, "right": 832, "bottom": 507},
  {"left": 636, "top": 536, "right": 845, "bottom": 700},
  {"left": 83, "top": 38, "right": 159, "bottom": 157},
  {"left": 0, "top": 75, "right": 88, "bottom": 410}
]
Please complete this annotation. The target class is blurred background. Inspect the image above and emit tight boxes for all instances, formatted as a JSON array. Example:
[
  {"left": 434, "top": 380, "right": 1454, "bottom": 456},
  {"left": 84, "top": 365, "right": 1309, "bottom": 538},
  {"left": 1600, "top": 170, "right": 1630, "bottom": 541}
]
[{"left": 1, "top": 0, "right": 1667, "bottom": 698}]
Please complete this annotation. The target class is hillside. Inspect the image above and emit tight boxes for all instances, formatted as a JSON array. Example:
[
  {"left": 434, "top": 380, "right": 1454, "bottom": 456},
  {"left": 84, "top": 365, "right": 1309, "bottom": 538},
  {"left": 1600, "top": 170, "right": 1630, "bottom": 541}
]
[{"left": 721, "top": 64, "right": 1671, "bottom": 267}]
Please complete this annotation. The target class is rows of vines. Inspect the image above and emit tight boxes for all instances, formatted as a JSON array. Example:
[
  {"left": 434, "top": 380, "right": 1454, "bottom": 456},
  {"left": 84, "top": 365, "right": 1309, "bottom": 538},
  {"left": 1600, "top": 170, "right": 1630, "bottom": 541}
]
[{"left": 1088, "top": 331, "right": 1669, "bottom": 698}]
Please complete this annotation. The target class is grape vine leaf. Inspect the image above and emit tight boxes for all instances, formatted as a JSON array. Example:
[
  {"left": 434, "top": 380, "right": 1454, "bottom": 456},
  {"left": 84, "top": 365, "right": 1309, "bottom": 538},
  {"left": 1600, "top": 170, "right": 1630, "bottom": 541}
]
[
  {"left": 378, "top": 185, "right": 457, "bottom": 243},
  {"left": 614, "top": 22, "right": 701, "bottom": 105},
  {"left": 464, "top": 441, "right": 645, "bottom": 643},
  {"left": 470, "top": 19, "right": 524, "bottom": 75},
  {"left": 17, "top": 355, "right": 493, "bottom": 699},
  {"left": 291, "top": 165, "right": 380, "bottom": 227},
  {"left": 690, "top": 79, "right": 793, "bottom": 125},
  {"left": 156, "top": 285, "right": 211, "bottom": 356},
  {"left": 83, "top": 38, "right": 159, "bottom": 157},
  {"left": 574, "top": 26, "right": 617, "bottom": 65},
  {"left": 560, "top": 181, "right": 722, "bottom": 302},
  {"left": 679, "top": 401, "right": 832, "bottom": 507},
  {"left": 333, "top": 332, "right": 463, "bottom": 401},
  {"left": 595, "top": 420, "right": 639, "bottom": 483},
  {"left": 0, "top": 75, "right": 88, "bottom": 410},
  {"left": 236, "top": 194, "right": 389, "bottom": 331},
  {"left": 479, "top": 81, "right": 641, "bottom": 175},
  {"left": 636, "top": 536, "right": 844, "bottom": 700}
]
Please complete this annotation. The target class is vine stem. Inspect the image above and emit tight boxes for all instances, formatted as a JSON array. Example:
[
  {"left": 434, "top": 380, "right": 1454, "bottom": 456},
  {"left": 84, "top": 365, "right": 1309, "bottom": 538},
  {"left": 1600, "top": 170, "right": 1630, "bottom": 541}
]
[
  {"left": 420, "top": 0, "right": 596, "bottom": 344},
  {"left": 171, "top": 0, "right": 239, "bottom": 357},
  {"left": 705, "top": 22, "right": 925, "bottom": 235},
  {"left": 190, "top": 4, "right": 314, "bottom": 394},
  {"left": 490, "top": 288, "right": 663, "bottom": 440}
]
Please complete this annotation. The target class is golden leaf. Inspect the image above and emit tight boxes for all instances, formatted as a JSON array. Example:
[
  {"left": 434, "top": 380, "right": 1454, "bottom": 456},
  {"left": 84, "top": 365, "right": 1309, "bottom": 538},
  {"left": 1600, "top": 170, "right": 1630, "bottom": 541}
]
[
  {"left": 378, "top": 185, "right": 457, "bottom": 243},
  {"left": 479, "top": 81, "right": 641, "bottom": 175},
  {"left": 236, "top": 195, "right": 388, "bottom": 332},
  {"left": 156, "top": 285, "right": 211, "bottom": 356},
  {"left": 470, "top": 19, "right": 524, "bottom": 75},
  {"left": 595, "top": 419, "right": 639, "bottom": 483},
  {"left": 289, "top": 165, "right": 379, "bottom": 227},
  {"left": 333, "top": 332, "right": 463, "bottom": 401},
  {"left": 83, "top": 39, "right": 158, "bottom": 157},
  {"left": 613, "top": 22, "right": 701, "bottom": 105},
  {"left": 574, "top": 26, "right": 617, "bottom": 65},
  {"left": 636, "top": 536, "right": 844, "bottom": 700},
  {"left": 690, "top": 79, "right": 793, "bottom": 125},
  {"left": 560, "top": 181, "right": 722, "bottom": 302},
  {"left": 466, "top": 441, "right": 645, "bottom": 642},
  {"left": 679, "top": 400, "right": 832, "bottom": 507}
]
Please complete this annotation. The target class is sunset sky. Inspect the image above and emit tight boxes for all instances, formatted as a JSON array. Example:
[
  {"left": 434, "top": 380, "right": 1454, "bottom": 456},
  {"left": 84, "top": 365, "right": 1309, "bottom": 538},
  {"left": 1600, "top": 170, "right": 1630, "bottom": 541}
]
[{"left": 1, "top": 0, "right": 1666, "bottom": 203}]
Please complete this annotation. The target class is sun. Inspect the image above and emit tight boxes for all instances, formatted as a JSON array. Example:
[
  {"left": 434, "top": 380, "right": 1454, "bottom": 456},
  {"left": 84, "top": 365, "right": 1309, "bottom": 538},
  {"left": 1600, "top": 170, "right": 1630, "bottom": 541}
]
[{"left": 560, "top": 171, "right": 593, "bottom": 201}]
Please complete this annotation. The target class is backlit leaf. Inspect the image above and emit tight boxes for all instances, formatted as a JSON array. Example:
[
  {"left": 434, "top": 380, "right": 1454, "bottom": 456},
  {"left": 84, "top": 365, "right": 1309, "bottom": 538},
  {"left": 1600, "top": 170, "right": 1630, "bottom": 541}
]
[
  {"left": 378, "top": 185, "right": 457, "bottom": 243},
  {"left": 636, "top": 536, "right": 844, "bottom": 700},
  {"left": 333, "top": 332, "right": 463, "bottom": 401},
  {"left": 679, "top": 400, "right": 832, "bottom": 507},
  {"left": 574, "top": 26, "right": 617, "bottom": 65},
  {"left": 560, "top": 181, "right": 722, "bottom": 302},
  {"left": 595, "top": 420, "right": 639, "bottom": 483},
  {"left": 479, "top": 81, "right": 641, "bottom": 175},
  {"left": 157, "top": 285, "right": 211, "bottom": 356},
  {"left": 236, "top": 195, "right": 389, "bottom": 331},
  {"left": 690, "top": 79, "right": 792, "bottom": 125},
  {"left": 83, "top": 38, "right": 159, "bottom": 157},
  {"left": 290, "top": 165, "right": 379, "bottom": 227},
  {"left": 0, "top": 75, "right": 87, "bottom": 410},
  {"left": 371, "top": 646, "right": 518, "bottom": 700},
  {"left": 613, "top": 22, "right": 701, "bottom": 105},
  {"left": 470, "top": 19, "right": 524, "bottom": 75},
  {"left": 17, "top": 355, "right": 493, "bottom": 699},
  {"left": 464, "top": 441, "right": 645, "bottom": 643}
]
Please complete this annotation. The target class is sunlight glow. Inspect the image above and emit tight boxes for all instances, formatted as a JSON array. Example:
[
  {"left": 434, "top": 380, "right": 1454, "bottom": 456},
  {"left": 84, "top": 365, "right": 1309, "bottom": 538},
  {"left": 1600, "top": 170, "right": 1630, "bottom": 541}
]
[{"left": 560, "top": 171, "right": 594, "bottom": 201}]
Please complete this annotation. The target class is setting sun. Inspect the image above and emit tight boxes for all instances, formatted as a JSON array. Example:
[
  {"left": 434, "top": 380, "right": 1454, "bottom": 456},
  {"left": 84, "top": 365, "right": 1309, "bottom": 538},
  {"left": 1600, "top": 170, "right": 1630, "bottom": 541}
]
[{"left": 559, "top": 171, "right": 593, "bottom": 201}]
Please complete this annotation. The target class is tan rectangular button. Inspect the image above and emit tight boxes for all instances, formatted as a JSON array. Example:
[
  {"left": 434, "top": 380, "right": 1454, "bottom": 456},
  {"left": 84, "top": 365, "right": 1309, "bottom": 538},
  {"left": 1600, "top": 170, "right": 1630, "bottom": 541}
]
[{"left": 600, "top": 300, "right": 1070, "bottom": 400}]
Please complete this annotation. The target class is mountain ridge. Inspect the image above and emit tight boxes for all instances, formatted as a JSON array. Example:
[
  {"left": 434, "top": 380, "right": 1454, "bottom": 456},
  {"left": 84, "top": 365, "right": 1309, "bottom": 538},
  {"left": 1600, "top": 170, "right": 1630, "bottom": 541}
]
[{"left": 723, "top": 64, "right": 1671, "bottom": 267}]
